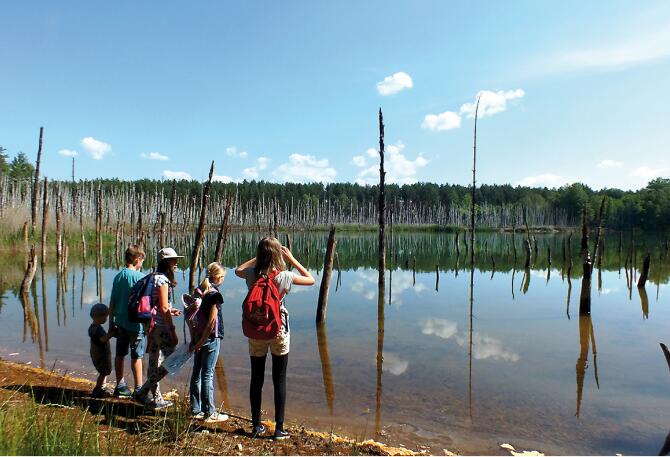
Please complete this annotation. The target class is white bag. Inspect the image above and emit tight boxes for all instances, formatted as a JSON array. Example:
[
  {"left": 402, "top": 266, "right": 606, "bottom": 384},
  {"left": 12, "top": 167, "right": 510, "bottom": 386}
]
[{"left": 160, "top": 343, "right": 193, "bottom": 375}]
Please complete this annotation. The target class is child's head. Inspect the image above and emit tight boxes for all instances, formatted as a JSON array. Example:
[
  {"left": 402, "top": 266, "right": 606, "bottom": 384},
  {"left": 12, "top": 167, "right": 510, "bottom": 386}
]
[
  {"left": 199, "top": 262, "right": 226, "bottom": 291},
  {"left": 90, "top": 303, "right": 109, "bottom": 325},
  {"left": 254, "top": 237, "right": 286, "bottom": 276},
  {"left": 125, "top": 244, "right": 145, "bottom": 268}
]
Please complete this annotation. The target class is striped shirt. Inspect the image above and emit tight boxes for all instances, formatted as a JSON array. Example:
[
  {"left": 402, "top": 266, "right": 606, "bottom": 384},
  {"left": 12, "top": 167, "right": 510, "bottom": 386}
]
[{"left": 151, "top": 273, "right": 173, "bottom": 329}]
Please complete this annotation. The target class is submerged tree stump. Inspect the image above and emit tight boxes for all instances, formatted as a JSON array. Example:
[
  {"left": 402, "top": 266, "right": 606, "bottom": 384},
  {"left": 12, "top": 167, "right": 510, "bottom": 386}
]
[
  {"left": 316, "top": 225, "right": 337, "bottom": 324},
  {"left": 637, "top": 253, "right": 651, "bottom": 288}
]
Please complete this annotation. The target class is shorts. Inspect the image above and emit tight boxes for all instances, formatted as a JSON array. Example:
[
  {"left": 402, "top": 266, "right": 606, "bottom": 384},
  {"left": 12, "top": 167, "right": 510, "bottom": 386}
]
[
  {"left": 91, "top": 347, "right": 112, "bottom": 376},
  {"left": 248, "top": 332, "right": 290, "bottom": 357},
  {"left": 115, "top": 326, "right": 146, "bottom": 360}
]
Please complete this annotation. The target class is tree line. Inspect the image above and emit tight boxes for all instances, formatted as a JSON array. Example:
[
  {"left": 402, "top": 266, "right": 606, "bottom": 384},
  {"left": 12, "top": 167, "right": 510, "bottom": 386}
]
[{"left": 1, "top": 144, "right": 668, "bottom": 231}]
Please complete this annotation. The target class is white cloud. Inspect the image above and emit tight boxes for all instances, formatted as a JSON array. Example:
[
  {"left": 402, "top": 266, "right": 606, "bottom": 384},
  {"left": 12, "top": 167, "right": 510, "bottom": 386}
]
[
  {"left": 140, "top": 152, "right": 169, "bottom": 161},
  {"left": 352, "top": 155, "right": 367, "bottom": 167},
  {"left": 272, "top": 153, "right": 337, "bottom": 183},
  {"left": 257, "top": 157, "right": 270, "bottom": 170},
  {"left": 516, "top": 174, "right": 568, "bottom": 188},
  {"left": 81, "top": 137, "right": 111, "bottom": 160},
  {"left": 459, "top": 89, "right": 525, "bottom": 119},
  {"left": 356, "top": 142, "right": 429, "bottom": 185},
  {"left": 547, "top": 25, "right": 670, "bottom": 73},
  {"left": 163, "top": 170, "right": 192, "bottom": 180},
  {"left": 629, "top": 166, "right": 670, "bottom": 179},
  {"left": 597, "top": 159, "right": 623, "bottom": 169},
  {"left": 225, "top": 146, "right": 248, "bottom": 159},
  {"left": 365, "top": 148, "right": 378, "bottom": 158},
  {"left": 243, "top": 167, "right": 259, "bottom": 179},
  {"left": 420, "top": 318, "right": 458, "bottom": 339},
  {"left": 421, "top": 111, "right": 462, "bottom": 131},
  {"left": 421, "top": 318, "right": 520, "bottom": 362},
  {"left": 213, "top": 175, "right": 236, "bottom": 183},
  {"left": 376, "top": 71, "right": 413, "bottom": 96},
  {"left": 58, "top": 149, "right": 78, "bottom": 158},
  {"left": 379, "top": 352, "right": 409, "bottom": 375}
]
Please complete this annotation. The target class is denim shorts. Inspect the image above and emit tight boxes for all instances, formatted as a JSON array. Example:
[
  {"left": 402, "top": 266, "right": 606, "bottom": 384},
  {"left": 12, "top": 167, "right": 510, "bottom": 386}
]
[{"left": 115, "top": 326, "right": 146, "bottom": 360}]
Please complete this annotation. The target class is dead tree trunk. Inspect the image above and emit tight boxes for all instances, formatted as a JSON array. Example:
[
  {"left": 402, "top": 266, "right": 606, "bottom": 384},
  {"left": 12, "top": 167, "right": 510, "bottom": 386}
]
[
  {"left": 316, "top": 225, "right": 337, "bottom": 324},
  {"left": 378, "top": 108, "right": 386, "bottom": 288},
  {"left": 40, "top": 177, "right": 49, "bottom": 265},
  {"left": 21, "top": 245, "right": 38, "bottom": 297},
  {"left": 189, "top": 161, "right": 215, "bottom": 293},
  {"left": 637, "top": 253, "right": 651, "bottom": 288},
  {"left": 214, "top": 191, "right": 233, "bottom": 263},
  {"left": 31, "top": 127, "right": 44, "bottom": 233},
  {"left": 470, "top": 94, "right": 481, "bottom": 266},
  {"left": 579, "top": 208, "right": 592, "bottom": 315}
]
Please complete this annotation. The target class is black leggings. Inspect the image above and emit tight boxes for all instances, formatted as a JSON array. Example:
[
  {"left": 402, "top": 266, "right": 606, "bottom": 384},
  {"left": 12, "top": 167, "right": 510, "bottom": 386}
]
[{"left": 250, "top": 353, "right": 288, "bottom": 428}]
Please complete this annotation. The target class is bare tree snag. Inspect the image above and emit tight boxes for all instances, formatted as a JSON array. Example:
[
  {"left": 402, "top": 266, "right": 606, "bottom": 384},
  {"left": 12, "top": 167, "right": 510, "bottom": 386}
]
[
  {"left": 470, "top": 94, "right": 481, "bottom": 266},
  {"left": 41, "top": 177, "right": 49, "bottom": 265},
  {"left": 214, "top": 191, "right": 233, "bottom": 263},
  {"left": 21, "top": 245, "right": 38, "bottom": 297},
  {"left": 189, "top": 161, "right": 215, "bottom": 293},
  {"left": 316, "top": 225, "right": 336, "bottom": 324},
  {"left": 579, "top": 208, "right": 592, "bottom": 315},
  {"left": 31, "top": 127, "right": 44, "bottom": 233},
  {"left": 378, "top": 108, "right": 386, "bottom": 288}
]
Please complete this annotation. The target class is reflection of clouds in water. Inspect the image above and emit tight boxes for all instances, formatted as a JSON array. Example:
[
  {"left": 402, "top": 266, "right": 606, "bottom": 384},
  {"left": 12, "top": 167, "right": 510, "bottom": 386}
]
[
  {"left": 599, "top": 288, "right": 618, "bottom": 295},
  {"left": 350, "top": 269, "right": 425, "bottom": 304},
  {"left": 419, "top": 318, "right": 520, "bottom": 362},
  {"left": 379, "top": 351, "right": 409, "bottom": 375},
  {"left": 420, "top": 318, "right": 458, "bottom": 339},
  {"left": 82, "top": 285, "right": 105, "bottom": 305}
]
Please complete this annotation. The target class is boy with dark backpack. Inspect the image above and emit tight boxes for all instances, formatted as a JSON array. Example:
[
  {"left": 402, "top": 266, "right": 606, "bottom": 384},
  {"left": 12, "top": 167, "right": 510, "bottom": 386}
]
[
  {"left": 235, "top": 237, "right": 314, "bottom": 440},
  {"left": 109, "top": 245, "right": 146, "bottom": 397}
]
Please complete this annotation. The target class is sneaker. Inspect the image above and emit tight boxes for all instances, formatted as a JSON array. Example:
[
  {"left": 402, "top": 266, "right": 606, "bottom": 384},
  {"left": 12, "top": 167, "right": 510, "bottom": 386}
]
[
  {"left": 191, "top": 412, "right": 206, "bottom": 420},
  {"left": 91, "top": 386, "right": 108, "bottom": 398},
  {"left": 204, "top": 412, "right": 229, "bottom": 423},
  {"left": 148, "top": 399, "right": 173, "bottom": 411},
  {"left": 251, "top": 424, "right": 267, "bottom": 438},
  {"left": 273, "top": 429, "right": 290, "bottom": 441},
  {"left": 113, "top": 382, "right": 133, "bottom": 398}
]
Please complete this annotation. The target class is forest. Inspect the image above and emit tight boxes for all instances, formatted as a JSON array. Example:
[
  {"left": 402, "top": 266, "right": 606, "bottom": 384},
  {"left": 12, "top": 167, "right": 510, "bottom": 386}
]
[{"left": 1, "top": 145, "right": 669, "bottom": 231}]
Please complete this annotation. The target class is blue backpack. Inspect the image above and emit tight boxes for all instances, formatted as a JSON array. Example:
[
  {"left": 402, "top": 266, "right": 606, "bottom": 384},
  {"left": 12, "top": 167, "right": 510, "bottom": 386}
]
[{"left": 127, "top": 273, "right": 156, "bottom": 324}]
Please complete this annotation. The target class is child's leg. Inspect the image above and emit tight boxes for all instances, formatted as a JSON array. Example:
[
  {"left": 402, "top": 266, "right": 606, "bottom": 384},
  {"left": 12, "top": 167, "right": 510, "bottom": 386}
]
[
  {"left": 95, "top": 373, "right": 106, "bottom": 390},
  {"left": 190, "top": 348, "right": 204, "bottom": 414},
  {"left": 201, "top": 339, "right": 220, "bottom": 416},
  {"left": 249, "top": 355, "right": 267, "bottom": 426},
  {"left": 271, "top": 353, "right": 288, "bottom": 430}
]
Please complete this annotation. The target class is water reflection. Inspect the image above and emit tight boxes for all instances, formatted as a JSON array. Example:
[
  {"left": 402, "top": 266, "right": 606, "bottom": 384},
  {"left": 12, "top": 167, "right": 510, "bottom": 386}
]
[
  {"left": 375, "top": 279, "right": 385, "bottom": 436},
  {"left": 575, "top": 315, "right": 598, "bottom": 418},
  {"left": 638, "top": 285, "right": 650, "bottom": 319},
  {"left": 316, "top": 322, "right": 335, "bottom": 415}
]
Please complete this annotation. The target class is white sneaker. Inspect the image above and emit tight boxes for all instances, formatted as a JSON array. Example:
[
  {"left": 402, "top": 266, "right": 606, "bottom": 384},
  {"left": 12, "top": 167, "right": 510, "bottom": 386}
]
[
  {"left": 204, "top": 412, "right": 229, "bottom": 423},
  {"left": 192, "top": 412, "right": 205, "bottom": 420}
]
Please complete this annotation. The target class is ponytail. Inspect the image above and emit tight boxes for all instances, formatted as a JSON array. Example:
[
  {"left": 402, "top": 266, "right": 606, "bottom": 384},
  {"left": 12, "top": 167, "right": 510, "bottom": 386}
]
[{"left": 199, "top": 262, "right": 225, "bottom": 293}]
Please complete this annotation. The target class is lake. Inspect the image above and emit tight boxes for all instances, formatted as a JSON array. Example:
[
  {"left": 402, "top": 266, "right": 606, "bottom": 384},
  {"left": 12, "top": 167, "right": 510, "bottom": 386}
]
[{"left": 1, "top": 230, "right": 669, "bottom": 455}]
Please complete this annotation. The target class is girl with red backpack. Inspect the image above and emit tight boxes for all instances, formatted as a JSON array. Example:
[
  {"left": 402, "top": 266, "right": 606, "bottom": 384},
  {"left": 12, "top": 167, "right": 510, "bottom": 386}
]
[{"left": 235, "top": 237, "right": 314, "bottom": 440}]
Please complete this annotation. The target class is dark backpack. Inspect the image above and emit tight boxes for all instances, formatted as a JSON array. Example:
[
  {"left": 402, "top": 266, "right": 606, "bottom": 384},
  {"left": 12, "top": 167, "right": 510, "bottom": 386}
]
[
  {"left": 127, "top": 272, "right": 156, "bottom": 324},
  {"left": 184, "top": 287, "right": 223, "bottom": 340},
  {"left": 242, "top": 270, "right": 283, "bottom": 340}
]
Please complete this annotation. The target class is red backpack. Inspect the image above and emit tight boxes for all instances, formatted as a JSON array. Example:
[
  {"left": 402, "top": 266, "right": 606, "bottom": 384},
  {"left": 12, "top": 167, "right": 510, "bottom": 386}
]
[{"left": 242, "top": 270, "right": 283, "bottom": 340}]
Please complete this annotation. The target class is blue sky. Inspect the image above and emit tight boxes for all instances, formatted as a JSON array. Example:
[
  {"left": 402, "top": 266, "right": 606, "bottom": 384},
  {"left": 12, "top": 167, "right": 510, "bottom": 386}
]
[{"left": 1, "top": 1, "right": 669, "bottom": 190}]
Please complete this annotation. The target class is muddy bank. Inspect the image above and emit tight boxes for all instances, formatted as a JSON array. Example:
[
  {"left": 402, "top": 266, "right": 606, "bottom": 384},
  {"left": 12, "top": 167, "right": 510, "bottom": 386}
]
[{"left": 0, "top": 359, "right": 438, "bottom": 456}]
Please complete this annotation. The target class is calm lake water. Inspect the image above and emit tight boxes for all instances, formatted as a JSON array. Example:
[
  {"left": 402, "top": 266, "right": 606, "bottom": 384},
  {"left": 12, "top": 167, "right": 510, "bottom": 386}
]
[{"left": 1, "top": 231, "right": 669, "bottom": 455}]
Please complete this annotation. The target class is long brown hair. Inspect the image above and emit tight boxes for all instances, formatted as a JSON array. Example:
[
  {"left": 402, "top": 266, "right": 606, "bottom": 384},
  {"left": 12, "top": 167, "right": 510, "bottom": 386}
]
[
  {"left": 254, "top": 237, "right": 285, "bottom": 276},
  {"left": 156, "top": 259, "right": 176, "bottom": 286}
]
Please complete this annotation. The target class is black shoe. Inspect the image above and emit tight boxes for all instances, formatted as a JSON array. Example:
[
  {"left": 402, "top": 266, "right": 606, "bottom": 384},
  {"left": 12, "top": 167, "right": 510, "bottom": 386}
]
[
  {"left": 273, "top": 429, "right": 290, "bottom": 440},
  {"left": 251, "top": 424, "right": 267, "bottom": 438},
  {"left": 91, "top": 387, "right": 108, "bottom": 398}
]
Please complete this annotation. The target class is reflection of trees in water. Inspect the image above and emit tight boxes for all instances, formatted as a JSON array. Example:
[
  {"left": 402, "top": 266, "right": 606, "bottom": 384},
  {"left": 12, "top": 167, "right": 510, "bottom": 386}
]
[
  {"left": 375, "top": 281, "right": 385, "bottom": 436},
  {"left": 316, "top": 323, "right": 335, "bottom": 415},
  {"left": 575, "top": 315, "right": 598, "bottom": 418}
]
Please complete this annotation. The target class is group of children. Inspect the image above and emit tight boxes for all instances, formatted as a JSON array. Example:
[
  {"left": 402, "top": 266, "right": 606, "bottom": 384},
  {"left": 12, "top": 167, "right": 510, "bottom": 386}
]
[{"left": 87, "top": 237, "right": 315, "bottom": 440}]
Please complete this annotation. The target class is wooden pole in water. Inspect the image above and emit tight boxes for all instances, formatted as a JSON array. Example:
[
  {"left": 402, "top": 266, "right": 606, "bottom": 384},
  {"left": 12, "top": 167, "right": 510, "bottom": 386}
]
[
  {"left": 80, "top": 198, "right": 86, "bottom": 259},
  {"left": 637, "top": 253, "right": 651, "bottom": 288},
  {"left": 189, "top": 161, "right": 215, "bottom": 293},
  {"left": 316, "top": 225, "right": 337, "bottom": 324},
  {"left": 579, "top": 207, "right": 592, "bottom": 315},
  {"left": 40, "top": 177, "right": 49, "bottom": 265},
  {"left": 214, "top": 191, "right": 233, "bottom": 263},
  {"left": 377, "top": 108, "right": 386, "bottom": 288},
  {"left": 159, "top": 211, "right": 166, "bottom": 248},
  {"left": 523, "top": 207, "right": 532, "bottom": 269},
  {"left": 168, "top": 179, "right": 176, "bottom": 244},
  {"left": 31, "top": 127, "right": 44, "bottom": 234},
  {"left": 470, "top": 94, "right": 481, "bottom": 266},
  {"left": 20, "top": 245, "right": 38, "bottom": 297}
]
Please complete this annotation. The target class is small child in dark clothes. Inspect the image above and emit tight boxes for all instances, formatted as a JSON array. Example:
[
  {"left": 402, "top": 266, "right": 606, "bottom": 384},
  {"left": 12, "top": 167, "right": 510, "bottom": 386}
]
[{"left": 89, "top": 303, "right": 116, "bottom": 397}]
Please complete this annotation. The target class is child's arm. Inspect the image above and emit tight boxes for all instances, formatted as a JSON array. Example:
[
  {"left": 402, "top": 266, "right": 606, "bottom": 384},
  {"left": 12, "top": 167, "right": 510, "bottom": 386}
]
[
  {"left": 98, "top": 328, "right": 116, "bottom": 343},
  {"left": 281, "top": 246, "right": 315, "bottom": 286},
  {"left": 235, "top": 257, "right": 256, "bottom": 278}
]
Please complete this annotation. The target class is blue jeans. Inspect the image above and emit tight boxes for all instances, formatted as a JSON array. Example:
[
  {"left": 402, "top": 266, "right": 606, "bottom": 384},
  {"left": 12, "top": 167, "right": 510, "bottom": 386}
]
[{"left": 190, "top": 338, "right": 220, "bottom": 416}]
